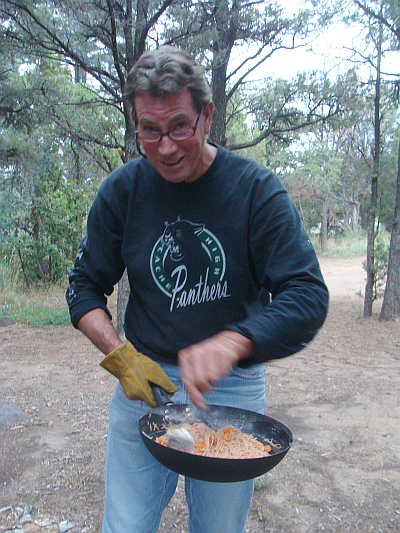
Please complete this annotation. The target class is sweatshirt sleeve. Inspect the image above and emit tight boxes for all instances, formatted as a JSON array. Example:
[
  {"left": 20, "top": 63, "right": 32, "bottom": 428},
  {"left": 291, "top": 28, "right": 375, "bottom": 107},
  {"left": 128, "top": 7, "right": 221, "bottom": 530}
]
[
  {"left": 228, "top": 178, "right": 329, "bottom": 365},
  {"left": 65, "top": 180, "right": 127, "bottom": 328}
]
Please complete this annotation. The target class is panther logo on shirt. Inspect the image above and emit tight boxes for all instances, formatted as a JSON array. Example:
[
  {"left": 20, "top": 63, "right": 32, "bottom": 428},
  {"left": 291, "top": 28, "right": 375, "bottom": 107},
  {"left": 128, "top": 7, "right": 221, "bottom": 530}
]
[{"left": 150, "top": 217, "right": 230, "bottom": 311}]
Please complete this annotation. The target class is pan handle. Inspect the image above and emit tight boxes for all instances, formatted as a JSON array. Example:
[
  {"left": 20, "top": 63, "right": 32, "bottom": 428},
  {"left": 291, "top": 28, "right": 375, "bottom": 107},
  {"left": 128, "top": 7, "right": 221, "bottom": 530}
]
[{"left": 150, "top": 383, "right": 174, "bottom": 406}]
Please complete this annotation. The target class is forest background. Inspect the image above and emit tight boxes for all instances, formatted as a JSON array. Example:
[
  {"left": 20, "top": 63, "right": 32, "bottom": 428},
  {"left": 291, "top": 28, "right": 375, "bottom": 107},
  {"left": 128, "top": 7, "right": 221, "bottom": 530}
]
[{"left": 0, "top": 0, "right": 399, "bottom": 324}]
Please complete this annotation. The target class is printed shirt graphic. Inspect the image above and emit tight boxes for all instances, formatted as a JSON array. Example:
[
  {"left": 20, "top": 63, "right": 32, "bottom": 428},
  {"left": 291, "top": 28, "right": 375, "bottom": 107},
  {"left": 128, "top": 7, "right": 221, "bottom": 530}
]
[{"left": 150, "top": 217, "right": 230, "bottom": 312}]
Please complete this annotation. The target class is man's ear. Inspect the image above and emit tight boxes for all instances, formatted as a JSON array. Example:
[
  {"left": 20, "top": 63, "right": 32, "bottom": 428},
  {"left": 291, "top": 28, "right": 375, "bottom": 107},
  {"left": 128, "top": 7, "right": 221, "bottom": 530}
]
[
  {"left": 203, "top": 101, "right": 214, "bottom": 134},
  {"left": 130, "top": 108, "right": 137, "bottom": 126}
]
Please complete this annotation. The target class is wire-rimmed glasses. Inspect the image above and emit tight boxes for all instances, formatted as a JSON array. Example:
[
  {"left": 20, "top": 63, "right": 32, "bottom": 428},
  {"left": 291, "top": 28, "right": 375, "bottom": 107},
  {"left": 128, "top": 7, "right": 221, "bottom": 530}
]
[{"left": 135, "top": 106, "right": 204, "bottom": 143}]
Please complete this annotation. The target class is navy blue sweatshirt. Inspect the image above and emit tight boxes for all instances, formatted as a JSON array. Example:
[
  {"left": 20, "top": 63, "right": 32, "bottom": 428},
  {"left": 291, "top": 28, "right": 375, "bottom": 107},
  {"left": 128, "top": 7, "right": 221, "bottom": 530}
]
[{"left": 66, "top": 145, "right": 329, "bottom": 366}]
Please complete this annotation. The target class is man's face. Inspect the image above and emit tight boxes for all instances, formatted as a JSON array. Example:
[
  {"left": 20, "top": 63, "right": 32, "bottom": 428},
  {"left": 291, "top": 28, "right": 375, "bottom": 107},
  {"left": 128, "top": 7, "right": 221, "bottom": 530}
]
[{"left": 133, "top": 89, "right": 214, "bottom": 184}]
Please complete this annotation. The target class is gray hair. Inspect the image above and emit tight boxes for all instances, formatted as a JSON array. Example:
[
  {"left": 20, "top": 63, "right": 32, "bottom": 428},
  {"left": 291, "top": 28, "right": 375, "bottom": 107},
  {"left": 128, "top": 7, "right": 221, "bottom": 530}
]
[{"left": 124, "top": 45, "right": 212, "bottom": 114}]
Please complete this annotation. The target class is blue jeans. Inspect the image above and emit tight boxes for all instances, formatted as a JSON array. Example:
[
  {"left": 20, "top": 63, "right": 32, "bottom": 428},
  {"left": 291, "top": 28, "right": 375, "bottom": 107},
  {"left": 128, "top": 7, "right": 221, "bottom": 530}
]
[{"left": 102, "top": 362, "right": 267, "bottom": 533}]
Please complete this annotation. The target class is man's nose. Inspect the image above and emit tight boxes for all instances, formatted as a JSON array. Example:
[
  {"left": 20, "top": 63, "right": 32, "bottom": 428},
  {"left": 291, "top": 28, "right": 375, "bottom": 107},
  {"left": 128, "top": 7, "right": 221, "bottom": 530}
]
[{"left": 158, "top": 134, "right": 178, "bottom": 155}]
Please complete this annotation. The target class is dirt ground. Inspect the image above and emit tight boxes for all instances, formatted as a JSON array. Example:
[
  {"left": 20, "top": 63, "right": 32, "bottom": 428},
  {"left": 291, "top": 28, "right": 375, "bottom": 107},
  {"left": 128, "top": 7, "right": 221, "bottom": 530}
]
[{"left": 1, "top": 256, "right": 399, "bottom": 532}]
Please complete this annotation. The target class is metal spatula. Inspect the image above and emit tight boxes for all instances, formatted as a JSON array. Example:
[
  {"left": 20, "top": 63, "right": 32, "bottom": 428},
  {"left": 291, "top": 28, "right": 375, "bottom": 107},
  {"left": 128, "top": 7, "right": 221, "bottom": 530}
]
[
  {"left": 150, "top": 382, "right": 195, "bottom": 452},
  {"left": 166, "top": 426, "right": 194, "bottom": 452}
]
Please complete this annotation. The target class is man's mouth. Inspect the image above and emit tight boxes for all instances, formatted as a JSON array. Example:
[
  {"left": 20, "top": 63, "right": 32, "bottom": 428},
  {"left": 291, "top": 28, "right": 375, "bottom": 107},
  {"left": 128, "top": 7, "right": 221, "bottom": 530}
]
[{"left": 162, "top": 156, "right": 184, "bottom": 167}]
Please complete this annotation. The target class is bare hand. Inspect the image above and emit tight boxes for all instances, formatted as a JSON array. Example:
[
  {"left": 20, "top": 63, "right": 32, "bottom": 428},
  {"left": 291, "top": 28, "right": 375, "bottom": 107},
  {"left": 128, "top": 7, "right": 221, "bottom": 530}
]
[{"left": 178, "top": 331, "right": 254, "bottom": 410}]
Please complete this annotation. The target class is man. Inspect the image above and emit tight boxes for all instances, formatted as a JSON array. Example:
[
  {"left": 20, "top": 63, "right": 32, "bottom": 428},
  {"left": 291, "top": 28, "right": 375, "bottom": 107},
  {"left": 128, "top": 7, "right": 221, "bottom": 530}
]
[{"left": 66, "top": 45, "right": 329, "bottom": 533}]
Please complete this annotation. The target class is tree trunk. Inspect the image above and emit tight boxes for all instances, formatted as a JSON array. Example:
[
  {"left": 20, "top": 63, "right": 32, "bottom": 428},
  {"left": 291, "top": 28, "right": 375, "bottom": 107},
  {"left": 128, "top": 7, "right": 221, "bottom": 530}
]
[
  {"left": 364, "top": 21, "right": 382, "bottom": 317},
  {"left": 124, "top": 106, "right": 138, "bottom": 161},
  {"left": 210, "top": 59, "right": 228, "bottom": 145},
  {"left": 320, "top": 199, "right": 329, "bottom": 250},
  {"left": 32, "top": 212, "right": 50, "bottom": 279},
  {"left": 116, "top": 0, "right": 150, "bottom": 335},
  {"left": 74, "top": 64, "right": 86, "bottom": 83},
  {"left": 364, "top": 200, "right": 377, "bottom": 316},
  {"left": 380, "top": 136, "right": 400, "bottom": 320},
  {"left": 352, "top": 201, "right": 360, "bottom": 230},
  {"left": 116, "top": 269, "right": 129, "bottom": 338},
  {"left": 209, "top": 0, "right": 235, "bottom": 146}
]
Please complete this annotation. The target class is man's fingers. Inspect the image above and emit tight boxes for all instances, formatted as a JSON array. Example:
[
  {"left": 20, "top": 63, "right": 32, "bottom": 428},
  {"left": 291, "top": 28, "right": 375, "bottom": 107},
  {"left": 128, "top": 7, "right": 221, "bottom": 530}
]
[
  {"left": 179, "top": 349, "right": 211, "bottom": 409},
  {"left": 185, "top": 383, "right": 207, "bottom": 410},
  {"left": 178, "top": 331, "right": 251, "bottom": 409}
]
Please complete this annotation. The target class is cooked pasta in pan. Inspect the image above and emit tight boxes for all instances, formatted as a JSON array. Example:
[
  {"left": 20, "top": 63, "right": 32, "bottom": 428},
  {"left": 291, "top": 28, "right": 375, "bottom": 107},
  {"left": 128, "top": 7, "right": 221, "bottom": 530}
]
[{"left": 156, "top": 422, "right": 274, "bottom": 459}]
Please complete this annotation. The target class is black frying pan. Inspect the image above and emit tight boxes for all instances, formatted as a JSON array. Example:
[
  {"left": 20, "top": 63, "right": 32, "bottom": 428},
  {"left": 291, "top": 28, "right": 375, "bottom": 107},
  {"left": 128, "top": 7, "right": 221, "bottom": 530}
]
[{"left": 138, "top": 385, "right": 293, "bottom": 483}]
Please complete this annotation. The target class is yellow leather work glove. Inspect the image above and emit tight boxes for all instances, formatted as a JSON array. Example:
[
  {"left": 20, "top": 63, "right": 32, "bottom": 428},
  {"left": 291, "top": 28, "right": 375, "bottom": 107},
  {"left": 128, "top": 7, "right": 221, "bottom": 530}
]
[{"left": 99, "top": 341, "right": 179, "bottom": 407}]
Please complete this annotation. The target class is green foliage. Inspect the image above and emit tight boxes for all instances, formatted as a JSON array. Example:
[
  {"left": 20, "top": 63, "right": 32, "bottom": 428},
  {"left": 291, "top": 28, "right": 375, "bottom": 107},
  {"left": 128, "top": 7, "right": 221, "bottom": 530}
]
[
  {"left": 362, "top": 235, "right": 390, "bottom": 300},
  {"left": 0, "top": 285, "right": 70, "bottom": 327},
  {"left": 0, "top": 57, "right": 117, "bottom": 285},
  {"left": 0, "top": 251, "right": 70, "bottom": 327},
  {"left": 283, "top": 141, "right": 343, "bottom": 233},
  {"left": 378, "top": 134, "right": 399, "bottom": 231},
  {"left": 254, "top": 473, "right": 270, "bottom": 491},
  {"left": 0, "top": 251, "right": 20, "bottom": 293},
  {"left": 0, "top": 297, "right": 70, "bottom": 327},
  {"left": 160, "top": 0, "right": 308, "bottom": 65},
  {"left": 0, "top": 0, "right": 398, "bottom": 292},
  {"left": 310, "top": 231, "right": 369, "bottom": 257},
  {"left": 1, "top": 177, "right": 93, "bottom": 283}
]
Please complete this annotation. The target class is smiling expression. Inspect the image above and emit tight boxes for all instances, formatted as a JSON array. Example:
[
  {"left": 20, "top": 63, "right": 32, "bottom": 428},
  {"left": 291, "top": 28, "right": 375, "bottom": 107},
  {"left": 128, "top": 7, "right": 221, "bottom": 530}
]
[{"left": 133, "top": 89, "right": 216, "bottom": 184}]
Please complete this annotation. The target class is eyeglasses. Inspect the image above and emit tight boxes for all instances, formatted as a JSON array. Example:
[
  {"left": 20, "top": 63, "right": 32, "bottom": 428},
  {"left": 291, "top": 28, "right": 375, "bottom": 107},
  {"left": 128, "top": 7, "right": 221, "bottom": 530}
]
[{"left": 135, "top": 107, "right": 204, "bottom": 143}]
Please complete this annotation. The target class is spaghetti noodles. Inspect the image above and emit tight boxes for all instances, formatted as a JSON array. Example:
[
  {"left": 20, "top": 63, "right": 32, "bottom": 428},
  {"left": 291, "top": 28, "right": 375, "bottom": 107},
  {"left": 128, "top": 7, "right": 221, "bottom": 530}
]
[{"left": 156, "top": 422, "right": 273, "bottom": 459}]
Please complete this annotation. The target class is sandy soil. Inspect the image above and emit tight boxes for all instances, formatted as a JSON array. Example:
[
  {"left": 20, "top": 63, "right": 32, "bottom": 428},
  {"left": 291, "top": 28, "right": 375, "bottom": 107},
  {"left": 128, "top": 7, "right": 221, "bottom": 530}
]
[{"left": 1, "top": 256, "right": 399, "bottom": 532}]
